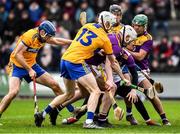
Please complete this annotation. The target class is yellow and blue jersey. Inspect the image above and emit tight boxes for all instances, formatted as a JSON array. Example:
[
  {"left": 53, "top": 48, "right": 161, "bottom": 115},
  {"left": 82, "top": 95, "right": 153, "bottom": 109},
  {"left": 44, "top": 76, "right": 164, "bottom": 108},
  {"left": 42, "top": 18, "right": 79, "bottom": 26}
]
[
  {"left": 8, "top": 28, "right": 46, "bottom": 81},
  {"left": 62, "top": 23, "right": 113, "bottom": 64},
  {"left": 10, "top": 28, "right": 45, "bottom": 68}
]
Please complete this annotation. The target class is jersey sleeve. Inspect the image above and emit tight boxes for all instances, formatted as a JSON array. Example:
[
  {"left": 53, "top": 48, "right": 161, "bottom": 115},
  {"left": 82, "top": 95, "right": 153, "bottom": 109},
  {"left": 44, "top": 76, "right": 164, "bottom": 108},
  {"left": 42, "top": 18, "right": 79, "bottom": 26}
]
[{"left": 102, "top": 38, "right": 113, "bottom": 55}]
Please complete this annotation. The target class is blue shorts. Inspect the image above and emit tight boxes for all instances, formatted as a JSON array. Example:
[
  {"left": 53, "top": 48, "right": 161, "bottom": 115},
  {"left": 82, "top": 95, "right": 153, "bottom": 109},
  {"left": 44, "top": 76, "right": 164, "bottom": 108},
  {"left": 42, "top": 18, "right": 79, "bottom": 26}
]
[
  {"left": 10, "top": 63, "right": 45, "bottom": 83},
  {"left": 60, "top": 60, "right": 90, "bottom": 80}
]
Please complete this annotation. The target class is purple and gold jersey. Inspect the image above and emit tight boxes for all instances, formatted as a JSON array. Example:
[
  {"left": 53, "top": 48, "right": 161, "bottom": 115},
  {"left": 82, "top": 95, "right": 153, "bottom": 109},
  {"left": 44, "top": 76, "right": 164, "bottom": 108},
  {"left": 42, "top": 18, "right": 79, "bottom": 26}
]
[
  {"left": 133, "top": 31, "right": 153, "bottom": 70},
  {"left": 86, "top": 33, "right": 136, "bottom": 67},
  {"left": 109, "top": 24, "right": 123, "bottom": 34},
  {"left": 108, "top": 33, "right": 136, "bottom": 67},
  {"left": 85, "top": 49, "right": 106, "bottom": 66}
]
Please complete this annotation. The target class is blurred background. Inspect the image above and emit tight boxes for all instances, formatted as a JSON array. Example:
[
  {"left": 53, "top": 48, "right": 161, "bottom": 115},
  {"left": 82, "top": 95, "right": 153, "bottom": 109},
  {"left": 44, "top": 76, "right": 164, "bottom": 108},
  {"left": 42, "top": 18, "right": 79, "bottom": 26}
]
[{"left": 0, "top": 0, "right": 180, "bottom": 98}]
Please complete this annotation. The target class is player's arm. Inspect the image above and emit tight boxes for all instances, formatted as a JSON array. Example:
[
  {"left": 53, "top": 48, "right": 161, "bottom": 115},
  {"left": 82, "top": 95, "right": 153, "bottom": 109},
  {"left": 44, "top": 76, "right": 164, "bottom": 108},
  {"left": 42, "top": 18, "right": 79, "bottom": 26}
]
[
  {"left": 127, "top": 49, "right": 147, "bottom": 61},
  {"left": 127, "top": 40, "right": 152, "bottom": 61},
  {"left": 47, "top": 37, "right": 72, "bottom": 46},
  {"left": 107, "top": 54, "right": 127, "bottom": 81},
  {"left": 13, "top": 42, "right": 36, "bottom": 78},
  {"left": 104, "top": 56, "right": 114, "bottom": 90},
  {"left": 102, "top": 39, "right": 128, "bottom": 82},
  {"left": 104, "top": 56, "right": 113, "bottom": 82}
]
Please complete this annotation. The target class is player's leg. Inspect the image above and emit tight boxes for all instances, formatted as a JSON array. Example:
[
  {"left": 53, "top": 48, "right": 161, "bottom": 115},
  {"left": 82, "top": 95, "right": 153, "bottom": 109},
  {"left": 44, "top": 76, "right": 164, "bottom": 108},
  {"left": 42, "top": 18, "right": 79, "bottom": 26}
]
[
  {"left": 77, "top": 73, "right": 102, "bottom": 128},
  {"left": 0, "top": 63, "right": 26, "bottom": 118},
  {"left": 61, "top": 83, "right": 89, "bottom": 108},
  {"left": 35, "top": 72, "right": 63, "bottom": 96},
  {"left": 61, "top": 83, "right": 92, "bottom": 125},
  {"left": 49, "top": 88, "right": 84, "bottom": 125},
  {"left": 139, "top": 79, "right": 171, "bottom": 125},
  {"left": 123, "top": 73, "right": 138, "bottom": 125},
  {"left": 34, "top": 78, "right": 76, "bottom": 127},
  {"left": 0, "top": 77, "right": 21, "bottom": 116},
  {"left": 93, "top": 74, "right": 117, "bottom": 128},
  {"left": 116, "top": 81, "right": 160, "bottom": 126},
  {"left": 52, "top": 82, "right": 90, "bottom": 125},
  {"left": 31, "top": 64, "right": 80, "bottom": 125},
  {"left": 57, "top": 84, "right": 88, "bottom": 122}
]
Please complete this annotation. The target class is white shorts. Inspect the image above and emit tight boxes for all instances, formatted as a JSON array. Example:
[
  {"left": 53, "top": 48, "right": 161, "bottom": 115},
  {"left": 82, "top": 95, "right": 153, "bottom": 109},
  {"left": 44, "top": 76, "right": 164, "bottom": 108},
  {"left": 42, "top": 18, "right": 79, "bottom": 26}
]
[{"left": 137, "top": 69, "right": 150, "bottom": 85}]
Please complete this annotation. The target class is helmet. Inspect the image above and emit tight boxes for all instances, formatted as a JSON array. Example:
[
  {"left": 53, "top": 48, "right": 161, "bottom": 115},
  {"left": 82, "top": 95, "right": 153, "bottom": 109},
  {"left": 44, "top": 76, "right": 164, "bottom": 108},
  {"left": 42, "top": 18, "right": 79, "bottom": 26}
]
[
  {"left": 120, "top": 25, "right": 137, "bottom": 44},
  {"left": 38, "top": 20, "right": 56, "bottom": 36},
  {"left": 98, "top": 11, "right": 116, "bottom": 31},
  {"left": 132, "top": 14, "right": 148, "bottom": 26},
  {"left": 109, "top": 4, "right": 122, "bottom": 14}
]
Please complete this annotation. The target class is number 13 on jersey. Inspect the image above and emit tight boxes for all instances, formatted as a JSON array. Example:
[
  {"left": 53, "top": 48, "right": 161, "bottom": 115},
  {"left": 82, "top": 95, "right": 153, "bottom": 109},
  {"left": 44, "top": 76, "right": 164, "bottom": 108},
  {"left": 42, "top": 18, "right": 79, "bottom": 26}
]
[{"left": 76, "top": 28, "right": 97, "bottom": 46}]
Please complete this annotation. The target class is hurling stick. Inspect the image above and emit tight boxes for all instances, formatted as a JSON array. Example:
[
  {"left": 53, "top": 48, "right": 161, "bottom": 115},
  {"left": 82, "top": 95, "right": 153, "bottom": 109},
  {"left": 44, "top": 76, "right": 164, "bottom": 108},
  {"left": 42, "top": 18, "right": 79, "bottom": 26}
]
[
  {"left": 33, "top": 77, "right": 39, "bottom": 114},
  {"left": 99, "top": 65, "right": 124, "bottom": 121},
  {"left": 120, "top": 80, "right": 156, "bottom": 99},
  {"left": 135, "top": 64, "right": 163, "bottom": 93},
  {"left": 79, "top": 11, "right": 87, "bottom": 26}
]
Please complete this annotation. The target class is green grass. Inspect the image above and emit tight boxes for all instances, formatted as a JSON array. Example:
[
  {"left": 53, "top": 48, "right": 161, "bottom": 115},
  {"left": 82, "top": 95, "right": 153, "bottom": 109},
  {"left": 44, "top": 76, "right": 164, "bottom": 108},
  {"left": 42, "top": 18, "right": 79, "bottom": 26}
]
[{"left": 0, "top": 99, "right": 180, "bottom": 133}]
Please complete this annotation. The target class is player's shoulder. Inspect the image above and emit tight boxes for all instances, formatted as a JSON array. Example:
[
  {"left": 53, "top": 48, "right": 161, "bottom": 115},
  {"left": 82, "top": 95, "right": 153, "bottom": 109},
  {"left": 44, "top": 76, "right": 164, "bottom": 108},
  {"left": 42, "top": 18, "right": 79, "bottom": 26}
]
[
  {"left": 139, "top": 32, "right": 152, "bottom": 42},
  {"left": 22, "top": 28, "right": 38, "bottom": 38},
  {"left": 82, "top": 23, "right": 109, "bottom": 42},
  {"left": 20, "top": 28, "right": 39, "bottom": 45},
  {"left": 83, "top": 23, "right": 98, "bottom": 28},
  {"left": 136, "top": 32, "right": 152, "bottom": 46},
  {"left": 109, "top": 24, "right": 123, "bottom": 34},
  {"left": 144, "top": 32, "right": 152, "bottom": 41}
]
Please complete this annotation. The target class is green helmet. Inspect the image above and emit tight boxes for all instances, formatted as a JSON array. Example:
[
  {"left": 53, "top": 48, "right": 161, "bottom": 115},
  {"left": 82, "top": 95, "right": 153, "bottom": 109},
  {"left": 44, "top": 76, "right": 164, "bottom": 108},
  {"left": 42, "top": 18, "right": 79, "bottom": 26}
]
[{"left": 132, "top": 14, "right": 148, "bottom": 26}]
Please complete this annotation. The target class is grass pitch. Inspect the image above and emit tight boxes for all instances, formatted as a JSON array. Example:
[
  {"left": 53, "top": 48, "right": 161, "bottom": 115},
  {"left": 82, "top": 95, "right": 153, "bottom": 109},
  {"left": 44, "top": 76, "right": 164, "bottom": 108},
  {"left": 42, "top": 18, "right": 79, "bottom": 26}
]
[{"left": 0, "top": 99, "right": 179, "bottom": 133}]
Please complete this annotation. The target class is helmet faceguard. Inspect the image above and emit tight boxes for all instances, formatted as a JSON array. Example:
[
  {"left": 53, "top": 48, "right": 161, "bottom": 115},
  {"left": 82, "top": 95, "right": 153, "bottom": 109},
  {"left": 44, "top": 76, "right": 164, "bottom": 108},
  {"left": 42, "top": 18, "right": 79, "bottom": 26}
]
[{"left": 120, "top": 25, "right": 137, "bottom": 46}]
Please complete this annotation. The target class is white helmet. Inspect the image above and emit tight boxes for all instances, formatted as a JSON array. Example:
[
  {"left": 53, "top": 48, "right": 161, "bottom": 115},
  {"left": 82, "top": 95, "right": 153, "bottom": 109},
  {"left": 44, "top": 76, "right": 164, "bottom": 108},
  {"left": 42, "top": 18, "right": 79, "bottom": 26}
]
[
  {"left": 98, "top": 11, "right": 116, "bottom": 32},
  {"left": 120, "top": 25, "right": 137, "bottom": 45}
]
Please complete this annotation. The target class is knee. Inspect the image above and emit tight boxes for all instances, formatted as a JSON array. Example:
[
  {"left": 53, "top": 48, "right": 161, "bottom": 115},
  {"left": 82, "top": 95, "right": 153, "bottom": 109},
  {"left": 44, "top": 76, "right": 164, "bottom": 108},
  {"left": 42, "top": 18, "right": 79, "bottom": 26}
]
[
  {"left": 91, "top": 88, "right": 101, "bottom": 97},
  {"left": 8, "top": 89, "right": 19, "bottom": 99},
  {"left": 50, "top": 81, "right": 59, "bottom": 89},
  {"left": 50, "top": 81, "right": 63, "bottom": 95},
  {"left": 111, "top": 84, "right": 117, "bottom": 94},
  {"left": 66, "top": 90, "right": 75, "bottom": 100}
]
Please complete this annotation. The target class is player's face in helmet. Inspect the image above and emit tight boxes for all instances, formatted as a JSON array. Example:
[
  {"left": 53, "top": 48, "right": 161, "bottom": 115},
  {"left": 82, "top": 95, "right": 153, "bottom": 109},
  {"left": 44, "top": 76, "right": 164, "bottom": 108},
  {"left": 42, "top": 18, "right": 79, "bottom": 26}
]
[
  {"left": 132, "top": 24, "right": 145, "bottom": 35},
  {"left": 126, "top": 41, "right": 135, "bottom": 51},
  {"left": 39, "top": 29, "right": 53, "bottom": 42},
  {"left": 112, "top": 11, "right": 122, "bottom": 24}
]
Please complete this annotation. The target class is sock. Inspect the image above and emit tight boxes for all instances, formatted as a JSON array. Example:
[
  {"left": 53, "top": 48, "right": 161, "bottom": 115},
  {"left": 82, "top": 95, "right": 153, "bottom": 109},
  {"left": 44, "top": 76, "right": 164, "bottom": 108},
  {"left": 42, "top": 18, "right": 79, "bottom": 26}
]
[
  {"left": 43, "top": 105, "right": 53, "bottom": 118},
  {"left": 66, "top": 104, "right": 74, "bottom": 112},
  {"left": 98, "top": 113, "right": 107, "bottom": 122},
  {"left": 86, "top": 111, "right": 94, "bottom": 124},
  {"left": 126, "top": 107, "right": 132, "bottom": 115},
  {"left": 160, "top": 113, "right": 167, "bottom": 121},
  {"left": 134, "top": 96, "right": 150, "bottom": 121}
]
